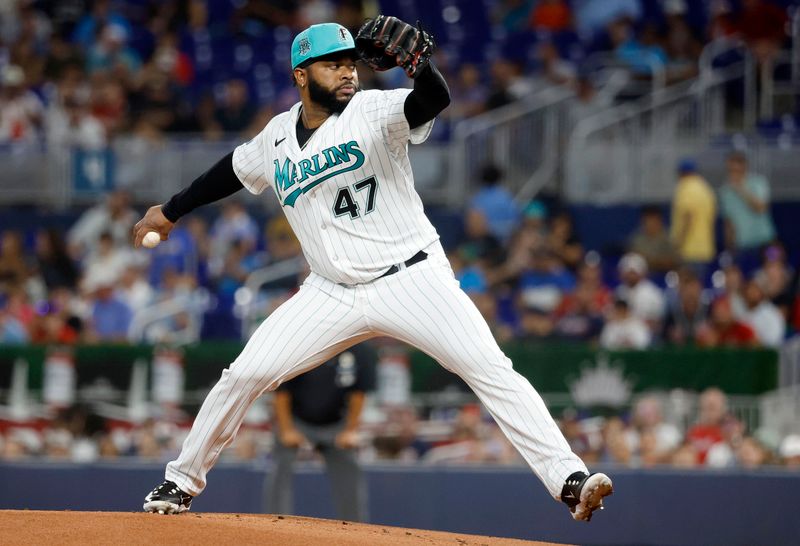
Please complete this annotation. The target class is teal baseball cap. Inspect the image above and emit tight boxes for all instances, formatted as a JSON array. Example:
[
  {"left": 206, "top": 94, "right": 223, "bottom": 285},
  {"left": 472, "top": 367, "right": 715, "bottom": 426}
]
[{"left": 291, "top": 23, "right": 356, "bottom": 70}]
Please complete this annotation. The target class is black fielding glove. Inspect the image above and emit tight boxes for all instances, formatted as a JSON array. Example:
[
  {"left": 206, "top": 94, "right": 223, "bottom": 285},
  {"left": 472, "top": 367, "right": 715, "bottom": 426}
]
[{"left": 355, "top": 15, "right": 436, "bottom": 78}]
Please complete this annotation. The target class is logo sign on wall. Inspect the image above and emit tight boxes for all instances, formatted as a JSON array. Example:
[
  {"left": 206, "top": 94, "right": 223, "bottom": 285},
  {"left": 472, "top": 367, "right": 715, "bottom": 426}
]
[{"left": 72, "top": 149, "right": 114, "bottom": 194}]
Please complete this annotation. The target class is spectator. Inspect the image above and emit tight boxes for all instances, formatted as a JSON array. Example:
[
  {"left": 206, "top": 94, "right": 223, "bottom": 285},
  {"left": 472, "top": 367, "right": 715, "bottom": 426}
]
[
  {"left": 753, "top": 243, "right": 795, "bottom": 319},
  {"left": 468, "top": 164, "right": 521, "bottom": 244},
  {"left": 448, "top": 64, "right": 488, "bottom": 120},
  {"left": 47, "top": 94, "right": 106, "bottom": 150},
  {"left": 0, "top": 64, "right": 43, "bottom": 144},
  {"left": 501, "top": 200, "right": 548, "bottom": 283},
  {"left": 529, "top": 0, "right": 572, "bottom": 32},
  {"left": 663, "top": 270, "right": 709, "bottom": 345},
  {"left": 670, "top": 159, "right": 716, "bottom": 277},
  {"left": 555, "top": 258, "right": 611, "bottom": 318},
  {"left": 600, "top": 298, "right": 651, "bottom": 349},
  {"left": 627, "top": 395, "right": 682, "bottom": 460},
  {"left": 214, "top": 79, "right": 258, "bottom": 134},
  {"left": 629, "top": 205, "right": 680, "bottom": 274},
  {"left": 86, "top": 275, "right": 133, "bottom": 342},
  {"left": 71, "top": 0, "right": 131, "bottom": 50},
  {"left": 610, "top": 20, "right": 667, "bottom": 76},
  {"left": 573, "top": 0, "right": 642, "bottom": 39},
  {"left": 208, "top": 201, "right": 259, "bottom": 275},
  {"left": 0, "top": 298, "right": 29, "bottom": 344},
  {"left": 735, "top": 436, "right": 770, "bottom": 469},
  {"left": 686, "top": 387, "right": 727, "bottom": 464},
  {"left": 615, "top": 252, "right": 665, "bottom": 332},
  {"left": 736, "top": 278, "right": 785, "bottom": 348},
  {"left": 696, "top": 296, "right": 757, "bottom": 347},
  {"left": 719, "top": 152, "right": 776, "bottom": 267},
  {"left": 779, "top": 434, "right": 800, "bottom": 468},
  {"left": 34, "top": 228, "right": 78, "bottom": 291},
  {"left": 705, "top": 414, "right": 746, "bottom": 468},
  {"left": 67, "top": 189, "right": 138, "bottom": 258},
  {"left": 80, "top": 231, "right": 132, "bottom": 292},
  {"left": 0, "top": 231, "right": 29, "bottom": 295},
  {"left": 547, "top": 210, "right": 583, "bottom": 271},
  {"left": 736, "top": 0, "right": 789, "bottom": 64},
  {"left": 662, "top": 1, "right": 702, "bottom": 83},
  {"left": 86, "top": 23, "right": 142, "bottom": 81},
  {"left": 519, "top": 250, "right": 575, "bottom": 317},
  {"left": 552, "top": 283, "right": 605, "bottom": 342},
  {"left": 496, "top": 0, "right": 535, "bottom": 32}
]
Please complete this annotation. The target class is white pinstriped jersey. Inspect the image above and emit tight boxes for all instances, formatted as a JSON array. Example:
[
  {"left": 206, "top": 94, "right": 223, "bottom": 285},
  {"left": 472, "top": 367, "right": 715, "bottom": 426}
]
[{"left": 231, "top": 89, "right": 440, "bottom": 285}]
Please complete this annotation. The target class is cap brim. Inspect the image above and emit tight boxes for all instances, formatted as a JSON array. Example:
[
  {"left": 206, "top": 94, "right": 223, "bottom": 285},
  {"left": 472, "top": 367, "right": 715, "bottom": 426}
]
[{"left": 295, "top": 48, "right": 358, "bottom": 69}]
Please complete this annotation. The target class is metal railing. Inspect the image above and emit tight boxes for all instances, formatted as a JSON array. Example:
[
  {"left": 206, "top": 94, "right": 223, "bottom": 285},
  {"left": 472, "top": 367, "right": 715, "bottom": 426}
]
[
  {"left": 127, "top": 290, "right": 212, "bottom": 345},
  {"left": 448, "top": 86, "right": 574, "bottom": 205},
  {"left": 234, "top": 256, "right": 307, "bottom": 338},
  {"left": 564, "top": 45, "right": 758, "bottom": 204}
]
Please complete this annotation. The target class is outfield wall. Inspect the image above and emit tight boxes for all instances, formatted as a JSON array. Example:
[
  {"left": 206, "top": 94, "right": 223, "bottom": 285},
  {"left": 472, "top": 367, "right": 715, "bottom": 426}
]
[{"left": 0, "top": 462, "right": 795, "bottom": 546}]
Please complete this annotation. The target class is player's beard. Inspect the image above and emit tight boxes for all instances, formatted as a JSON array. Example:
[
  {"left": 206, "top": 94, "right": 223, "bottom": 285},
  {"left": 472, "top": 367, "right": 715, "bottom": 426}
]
[{"left": 308, "top": 76, "right": 358, "bottom": 115}]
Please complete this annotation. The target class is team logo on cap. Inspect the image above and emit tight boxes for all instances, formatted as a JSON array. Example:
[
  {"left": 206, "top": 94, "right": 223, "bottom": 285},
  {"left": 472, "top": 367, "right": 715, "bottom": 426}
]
[
  {"left": 338, "top": 28, "right": 348, "bottom": 42},
  {"left": 298, "top": 37, "right": 311, "bottom": 55}
]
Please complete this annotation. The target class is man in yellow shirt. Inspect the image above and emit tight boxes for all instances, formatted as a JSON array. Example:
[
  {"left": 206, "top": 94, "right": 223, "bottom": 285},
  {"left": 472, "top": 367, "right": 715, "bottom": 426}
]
[{"left": 670, "top": 159, "right": 717, "bottom": 276}]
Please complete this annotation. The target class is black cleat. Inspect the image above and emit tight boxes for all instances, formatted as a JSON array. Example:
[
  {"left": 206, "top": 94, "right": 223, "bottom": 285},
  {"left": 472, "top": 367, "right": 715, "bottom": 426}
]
[
  {"left": 560, "top": 471, "right": 613, "bottom": 522},
  {"left": 143, "top": 480, "right": 193, "bottom": 515}
]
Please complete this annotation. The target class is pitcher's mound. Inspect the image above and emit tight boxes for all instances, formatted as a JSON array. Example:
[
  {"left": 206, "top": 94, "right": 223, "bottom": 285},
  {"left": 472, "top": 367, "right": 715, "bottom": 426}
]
[{"left": 1, "top": 510, "right": 569, "bottom": 545}]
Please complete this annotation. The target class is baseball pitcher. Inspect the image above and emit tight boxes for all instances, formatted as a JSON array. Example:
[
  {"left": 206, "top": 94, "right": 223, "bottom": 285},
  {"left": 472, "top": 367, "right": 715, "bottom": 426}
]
[{"left": 135, "top": 17, "right": 612, "bottom": 522}]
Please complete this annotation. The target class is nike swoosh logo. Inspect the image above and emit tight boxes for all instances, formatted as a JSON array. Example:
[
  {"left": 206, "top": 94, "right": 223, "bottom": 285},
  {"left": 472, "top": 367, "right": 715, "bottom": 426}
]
[{"left": 274, "top": 137, "right": 286, "bottom": 146}]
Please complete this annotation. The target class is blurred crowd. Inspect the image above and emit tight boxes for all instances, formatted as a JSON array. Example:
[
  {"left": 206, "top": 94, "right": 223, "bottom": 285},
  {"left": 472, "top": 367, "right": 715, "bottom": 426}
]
[
  {"left": 454, "top": 153, "right": 798, "bottom": 349},
  {"left": 0, "top": 189, "right": 304, "bottom": 344},
  {"left": 0, "top": 0, "right": 796, "bottom": 147},
  {"left": 0, "top": 149, "right": 798, "bottom": 347},
  {"left": 2, "top": 388, "right": 800, "bottom": 472}
]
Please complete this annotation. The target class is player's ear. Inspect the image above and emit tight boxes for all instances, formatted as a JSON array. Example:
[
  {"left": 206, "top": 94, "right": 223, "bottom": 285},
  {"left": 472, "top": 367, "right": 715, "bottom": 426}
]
[{"left": 293, "top": 68, "right": 306, "bottom": 88}]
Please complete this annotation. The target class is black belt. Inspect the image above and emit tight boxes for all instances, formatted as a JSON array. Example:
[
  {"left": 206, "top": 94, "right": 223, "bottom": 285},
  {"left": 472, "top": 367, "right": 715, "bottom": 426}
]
[{"left": 379, "top": 250, "right": 428, "bottom": 279}]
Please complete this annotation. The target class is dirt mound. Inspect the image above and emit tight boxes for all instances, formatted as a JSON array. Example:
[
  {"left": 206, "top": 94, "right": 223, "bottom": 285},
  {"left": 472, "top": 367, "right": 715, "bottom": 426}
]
[{"left": 1, "top": 510, "right": 568, "bottom": 545}]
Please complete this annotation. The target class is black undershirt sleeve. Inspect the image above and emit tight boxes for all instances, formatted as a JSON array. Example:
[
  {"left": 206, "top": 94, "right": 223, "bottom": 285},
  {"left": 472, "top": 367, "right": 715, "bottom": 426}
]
[
  {"left": 404, "top": 62, "right": 451, "bottom": 130},
  {"left": 161, "top": 151, "right": 244, "bottom": 223}
]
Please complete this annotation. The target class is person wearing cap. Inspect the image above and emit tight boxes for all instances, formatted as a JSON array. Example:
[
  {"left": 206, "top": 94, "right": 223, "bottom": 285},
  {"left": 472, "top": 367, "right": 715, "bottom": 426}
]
[
  {"left": 615, "top": 252, "right": 665, "bottom": 333},
  {"left": 137, "top": 19, "right": 612, "bottom": 522},
  {"left": 670, "top": 158, "right": 717, "bottom": 278}
]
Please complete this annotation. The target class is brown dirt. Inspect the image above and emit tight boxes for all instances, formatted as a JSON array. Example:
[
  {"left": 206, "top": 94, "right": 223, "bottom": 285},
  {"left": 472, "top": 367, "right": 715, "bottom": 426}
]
[{"left": 0, "top": 510, "right": 569, "bottom": 546}]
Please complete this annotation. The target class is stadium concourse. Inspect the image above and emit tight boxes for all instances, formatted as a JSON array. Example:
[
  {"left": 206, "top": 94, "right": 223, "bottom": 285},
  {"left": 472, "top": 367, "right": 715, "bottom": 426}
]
[{"left": 0, "top": 511, "right": 560, "bottom": 546}]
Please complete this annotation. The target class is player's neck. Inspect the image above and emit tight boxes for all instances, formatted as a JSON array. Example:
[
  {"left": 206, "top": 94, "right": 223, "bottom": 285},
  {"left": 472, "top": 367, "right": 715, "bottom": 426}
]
[{"left": 299, "top": 101, "right": 330, "bottom": 129}]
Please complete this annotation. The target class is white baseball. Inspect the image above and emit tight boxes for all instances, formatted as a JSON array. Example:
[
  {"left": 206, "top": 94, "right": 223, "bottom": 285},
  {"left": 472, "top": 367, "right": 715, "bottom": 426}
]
[{"left": 142, "top": 231, "right": 161, "bottom": 249}]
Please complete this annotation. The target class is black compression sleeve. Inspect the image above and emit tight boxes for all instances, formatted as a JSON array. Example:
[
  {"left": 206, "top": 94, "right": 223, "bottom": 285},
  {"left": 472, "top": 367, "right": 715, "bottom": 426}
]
[
  {"left": 161, "top": 151, "right": 244, "bottom": 223},
  {"left": 404, "top": 62, "right": 451, "bottom": 130}
]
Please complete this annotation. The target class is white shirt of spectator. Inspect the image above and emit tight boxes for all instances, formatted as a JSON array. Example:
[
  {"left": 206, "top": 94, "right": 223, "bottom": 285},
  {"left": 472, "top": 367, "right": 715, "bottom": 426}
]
[
  {"left": 616, "top": 279, "right": 665, "bottom": 326},
  {"left": 600, "top": 315, "right": 652, "bottom": 349},
  {"left": 231, "top": 89, "right": 439, "bottom": 285},
  {"left": 737, "top": 301, "right": 786, "bottom": 348},
  {"left": 0, "top": 90, "right": 44, "bottom": 143}
]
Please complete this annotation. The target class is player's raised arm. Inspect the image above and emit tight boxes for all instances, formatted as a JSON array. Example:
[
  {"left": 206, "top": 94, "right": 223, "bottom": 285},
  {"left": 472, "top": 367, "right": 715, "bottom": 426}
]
[{"left": 132, "top": 151, "right": 244, "bottom": 247}]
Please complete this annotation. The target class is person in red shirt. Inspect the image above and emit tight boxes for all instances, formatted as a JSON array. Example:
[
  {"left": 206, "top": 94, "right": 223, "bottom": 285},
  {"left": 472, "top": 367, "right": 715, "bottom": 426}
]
[
  {"left": 530, "top": 0, "right": 572, "bottom": 32},
  {"left": 736, "top": 0, "right": 789, "bottom": 63},
  {"left": 686, "top": 387, "right": 728, "bottom": 464},
  {"left": 696, "top": 295, "right": 758, "bottom": 347}
]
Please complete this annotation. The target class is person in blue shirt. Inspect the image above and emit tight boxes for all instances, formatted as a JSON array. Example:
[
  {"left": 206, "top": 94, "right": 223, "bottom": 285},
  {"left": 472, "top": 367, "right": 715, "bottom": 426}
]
[{"left": 468, "top": 164, "right": 521, "bottom": 244}]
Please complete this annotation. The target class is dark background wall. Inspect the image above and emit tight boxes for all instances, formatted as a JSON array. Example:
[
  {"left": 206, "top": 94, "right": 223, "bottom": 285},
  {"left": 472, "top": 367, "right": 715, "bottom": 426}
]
[{"left": 1, "top": 462, "right": 796, "bottom": 546}]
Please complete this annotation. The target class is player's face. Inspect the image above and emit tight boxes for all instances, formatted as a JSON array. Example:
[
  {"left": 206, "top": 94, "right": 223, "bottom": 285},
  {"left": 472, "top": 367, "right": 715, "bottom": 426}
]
[{"left": 305, "top": 55, "right": 359, "bottom": 114}]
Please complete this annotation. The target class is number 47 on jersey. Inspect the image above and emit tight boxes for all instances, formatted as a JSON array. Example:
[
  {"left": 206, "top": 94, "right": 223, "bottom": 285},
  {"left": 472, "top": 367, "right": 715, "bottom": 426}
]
[{"left": 333, "top": 176, "right": 378, "bottom": 219}]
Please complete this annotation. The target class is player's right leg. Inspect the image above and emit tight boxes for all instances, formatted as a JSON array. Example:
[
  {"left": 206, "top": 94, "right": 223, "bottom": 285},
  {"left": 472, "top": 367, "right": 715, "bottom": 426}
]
[{"left": 143, "top": 273, "right": 373, "bottom": 514}]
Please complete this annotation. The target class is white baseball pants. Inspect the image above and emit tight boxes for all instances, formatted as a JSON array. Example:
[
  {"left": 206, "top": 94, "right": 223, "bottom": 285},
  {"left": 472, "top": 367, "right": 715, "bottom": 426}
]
[{"left": 165, "top": 242, "right": 588, "bottom": 498}]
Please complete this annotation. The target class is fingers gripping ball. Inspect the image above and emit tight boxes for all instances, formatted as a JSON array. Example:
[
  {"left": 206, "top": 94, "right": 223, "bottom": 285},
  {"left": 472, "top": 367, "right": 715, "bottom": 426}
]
[
  {"left": 355, "top": 15, "right": 435, "bottom": 78},
  {"left": 142, "top": 231, "right": 162, "bottom": 249}
]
